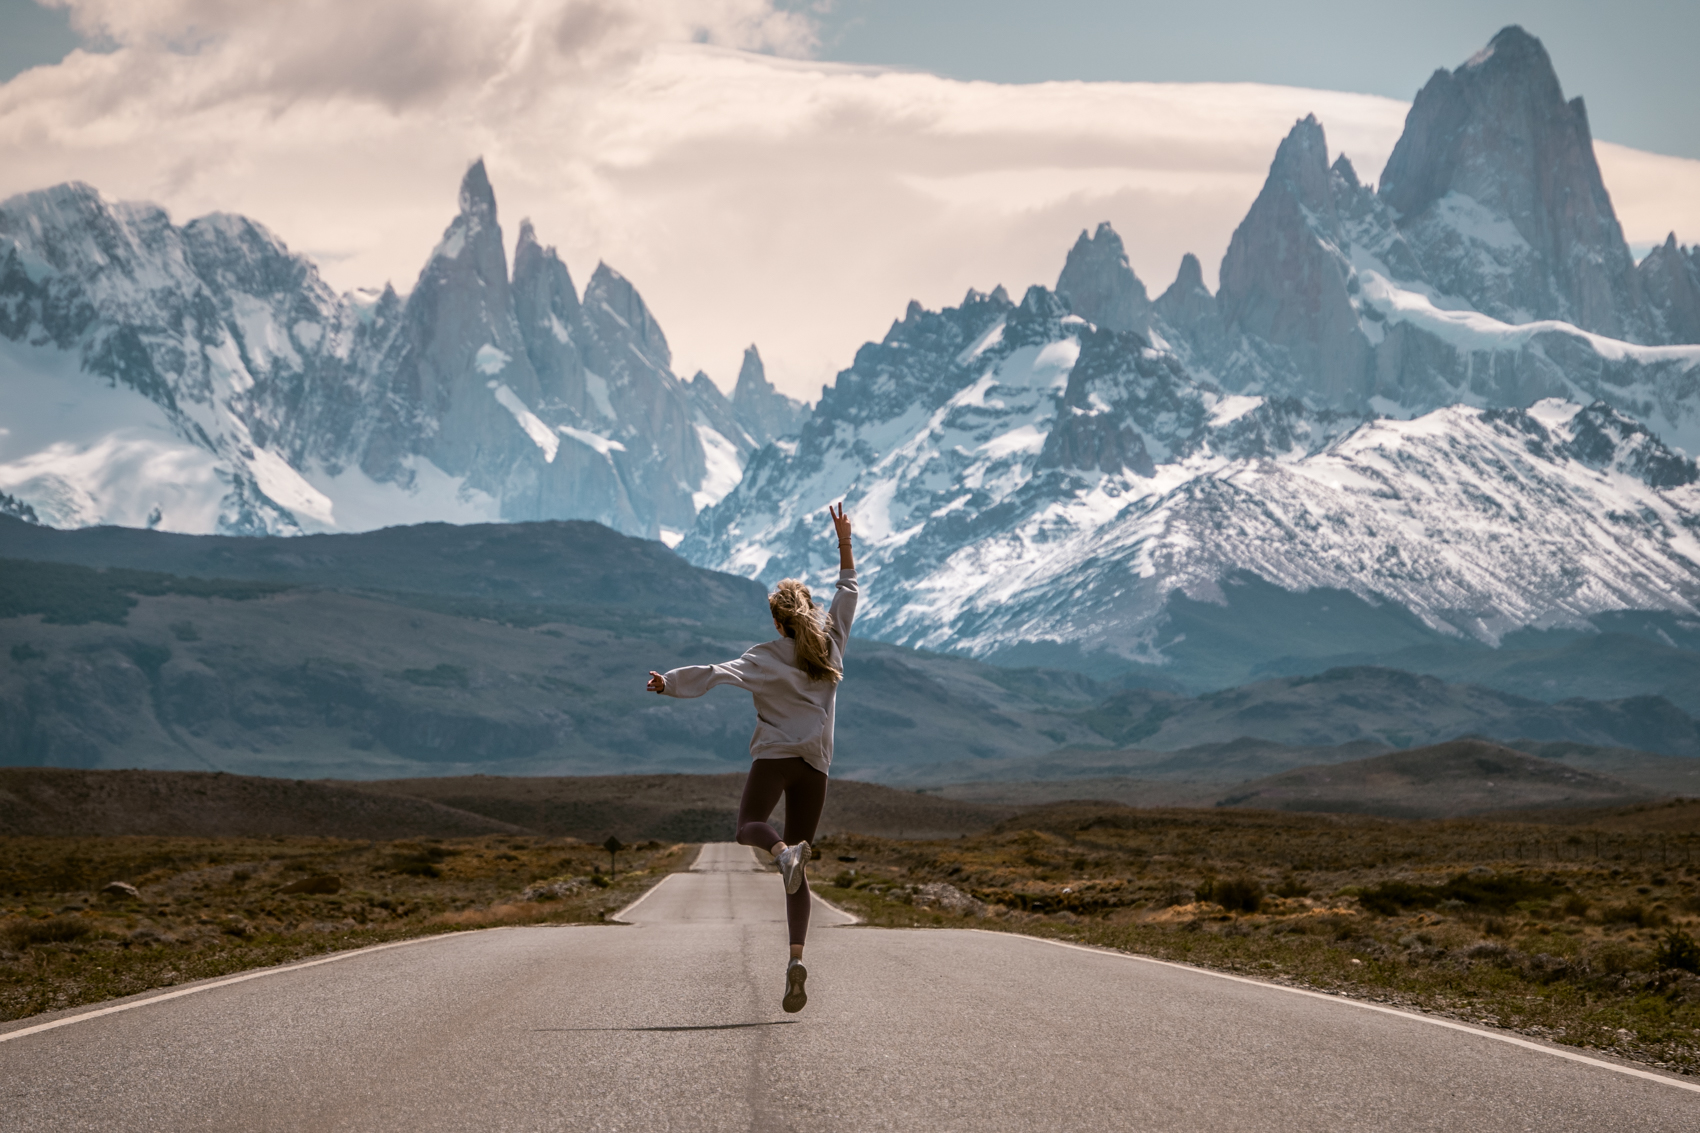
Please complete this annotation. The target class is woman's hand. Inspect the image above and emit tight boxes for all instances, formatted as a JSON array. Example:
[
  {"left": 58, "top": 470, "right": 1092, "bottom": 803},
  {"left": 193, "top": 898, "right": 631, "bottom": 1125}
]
[
  {"left": 829, "top": 502, "right": 853, "bottom": 570},
  {"left": 647, "top": 671, "right": 666, "bottom": 694}
]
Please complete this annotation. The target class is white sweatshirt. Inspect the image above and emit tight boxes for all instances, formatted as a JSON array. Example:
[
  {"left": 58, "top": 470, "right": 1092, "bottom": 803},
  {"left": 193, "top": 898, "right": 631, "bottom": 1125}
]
[{"left": 660, "top": 569, "right": 859, "bottom": 774}]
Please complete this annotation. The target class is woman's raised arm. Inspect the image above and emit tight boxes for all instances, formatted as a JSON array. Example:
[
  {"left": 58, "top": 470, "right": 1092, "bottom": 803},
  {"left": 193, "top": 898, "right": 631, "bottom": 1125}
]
[{"left": 830, "top": 502, "right": 853, "bottom": 571}]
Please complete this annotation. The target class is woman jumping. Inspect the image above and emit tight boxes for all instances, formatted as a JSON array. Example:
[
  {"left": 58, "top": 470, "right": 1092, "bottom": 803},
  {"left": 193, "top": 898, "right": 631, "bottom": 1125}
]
[{"left": 646, "top": 503, "right": 857, "bottom": 1014}]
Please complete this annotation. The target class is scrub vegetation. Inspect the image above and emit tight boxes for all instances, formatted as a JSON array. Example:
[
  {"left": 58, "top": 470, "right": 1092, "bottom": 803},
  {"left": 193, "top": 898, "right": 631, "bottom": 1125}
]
[
  {"left": 814, "top": 800, "right": 1700, "bottom": 1076},
  {"left": 0, "top": 835, "right": 689, "bottom": 1023}
]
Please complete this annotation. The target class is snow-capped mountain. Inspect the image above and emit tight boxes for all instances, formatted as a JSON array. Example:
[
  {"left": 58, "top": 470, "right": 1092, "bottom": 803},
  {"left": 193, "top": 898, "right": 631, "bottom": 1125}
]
[
  {"left": 683, "top": 277, "right": 1700, "bottom": 660},
  {"left": 1162, "top": 27, "right": 1700, "bottom": 450},
  {"left": 683, "top": 26, "right": 1700, "bottom": 673},
  {"left": 0, "top": 161, "right": 764, "bottom": 539}
]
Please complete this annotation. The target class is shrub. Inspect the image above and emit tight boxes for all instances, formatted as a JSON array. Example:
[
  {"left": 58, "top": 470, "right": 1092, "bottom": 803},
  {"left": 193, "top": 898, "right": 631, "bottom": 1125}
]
[
  {"left": 1356, "top": 873, "right": 1566, "bottom": 916},
  {"left": 3, "top": 916, "right": 92, "bottom": 948},
  {"left": 387, "top": 851, "right": 444, "bottom": 877},
  {"left": 277, "top": 874, "right": 342, "bottom": 895},
  {"left": 1197, "top": 876, "right": 1264, "bottom": 913},
  {"left": 1562, "top": 894, "right": 1591, "bottom": 918},
  {"left": 1601, "top": 902, "right": 1667, "bottom": 928},
  {"left": 1590, "top": 942, "right": 1640, "bottom": 975},
  {"left": 1156, "top": 884, "right": 1192, "bottom": 909},
  {"left": 1654, "top": 929, "right": 1700, "bottom": 974},
  {"left": 1274, "top": 876, "right": 1311, "bottom": 898}
]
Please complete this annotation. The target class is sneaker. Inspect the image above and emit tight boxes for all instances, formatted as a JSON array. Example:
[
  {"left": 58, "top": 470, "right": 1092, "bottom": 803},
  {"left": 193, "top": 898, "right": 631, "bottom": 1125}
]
[
  {"left": 776, "top": 840, "right": 810, "bottom": 895},
  {"left": 782, "top": 959, "right": 808, "bottom": 1013}
]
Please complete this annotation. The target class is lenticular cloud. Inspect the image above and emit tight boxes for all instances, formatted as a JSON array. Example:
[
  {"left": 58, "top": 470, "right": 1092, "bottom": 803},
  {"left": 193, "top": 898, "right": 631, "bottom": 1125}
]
[{"left": 3, "top": 0, "right": 1698, "bottom": 398}]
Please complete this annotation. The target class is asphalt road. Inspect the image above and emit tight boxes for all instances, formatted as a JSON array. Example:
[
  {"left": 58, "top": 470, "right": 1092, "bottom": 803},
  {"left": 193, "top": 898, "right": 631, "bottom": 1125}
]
[{"left": 2, "top": 843, "right": 1695, "bottom": 1131}]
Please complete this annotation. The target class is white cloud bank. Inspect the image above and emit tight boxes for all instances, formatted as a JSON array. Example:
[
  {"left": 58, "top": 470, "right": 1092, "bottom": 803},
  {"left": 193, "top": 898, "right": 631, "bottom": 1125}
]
[{"left": 3, "top": 0, "right": 1698, "bottom": 400}]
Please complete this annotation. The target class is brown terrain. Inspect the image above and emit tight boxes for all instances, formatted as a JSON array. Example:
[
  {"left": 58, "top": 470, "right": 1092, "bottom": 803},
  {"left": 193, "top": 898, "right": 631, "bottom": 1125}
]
[
  {"left": 4, "top": 736, "right": 1697, "bottom": 843},
  {"left": 1211, "top": 739, "right": 1658, "bottom": 818},
  {"left": 0, "top": 767, "right": 1014, "bottom": 842},
  {"left": 941, "top": 738, "right": 1700, "bottom": 818},
  {"left": 344, "top": 773, "right": 1017, "bottom": 841},
  {"left": 0, "top": 768, "right": 526, "bottom": 839}
]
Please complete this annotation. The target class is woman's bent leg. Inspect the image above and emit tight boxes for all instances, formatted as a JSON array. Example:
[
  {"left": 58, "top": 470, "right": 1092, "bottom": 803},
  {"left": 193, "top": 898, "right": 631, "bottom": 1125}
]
[
  {"left": 782, "top": 762, "right": 828, "bottom": 948},
  {"left": 735, "top": 758, "right": 786, "bottom": 850}
]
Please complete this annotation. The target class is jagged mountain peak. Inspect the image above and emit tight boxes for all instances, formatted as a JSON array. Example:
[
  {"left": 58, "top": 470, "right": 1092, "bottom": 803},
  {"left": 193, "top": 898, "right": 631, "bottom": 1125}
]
[
  {"left": 1056, "top": 220, "right": 1150, "bottom": 334},
  {"left": 1216, "top": 114, "right": 1369, "bottom": 406},
  {"left": 1462, "top": 25, "right": 1552, "bottom": 76},
  {"left": 1331, "top": 153, "right": 1362, "bottom": 191},
  {"left": 1170, "top": 253, "right": 1207, "bottom": 295},
  {"left": 584, "top": 261, "right": 671, "bottom": 371},
  {"left": 1378, "top": 25, "right": 1647, "bottom": 341},
  {"left": 458, "top": 158, "right": 497, "bottom": 223},
  {"left": 1638, "top": 232, "right": 1700, "bottom": 344},
  {"left": 512, "top": 218, "right": 578, "bottom": 310},
  {"left": 1265, "top": 115, "right": 1338, "bottom": 222},
  {"left": 1019, "top": 285, "right": 1070, "bottom": 318},
  {"left": 736, "top": 344, "right": 766, "bottom": 386},
  {"left": 1152, "top": 252, "right": 1216, "bottom": 333},
  {"left": 180, "top": 212, "right": 328, "bottom": 305},
  {"left": 731, "top": 343, "right": 806, "bottom": 445}
]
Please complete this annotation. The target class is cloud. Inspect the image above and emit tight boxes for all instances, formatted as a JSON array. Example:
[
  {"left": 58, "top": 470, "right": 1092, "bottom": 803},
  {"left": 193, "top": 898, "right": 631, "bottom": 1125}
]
[{"left": 4, "top": 2, "right": 1699, "bottom": 399}]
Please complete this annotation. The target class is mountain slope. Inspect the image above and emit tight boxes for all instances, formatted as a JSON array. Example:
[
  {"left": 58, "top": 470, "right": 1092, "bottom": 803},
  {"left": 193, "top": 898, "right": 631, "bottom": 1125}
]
[
  {"left": 0, "top": 518, "right": 1112, "bottom": 779},
  {"left": 0, "top": 513, "right": 766, "bottom": 624},
  {"left": 1073, "top": 667, "right": 1700, "bottom": 756}
]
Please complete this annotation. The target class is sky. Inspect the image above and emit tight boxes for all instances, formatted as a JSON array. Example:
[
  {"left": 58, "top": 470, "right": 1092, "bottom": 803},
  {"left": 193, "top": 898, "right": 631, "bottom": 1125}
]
[
  {"left": 807, "top": 0, "right": 1700, "bottom": 162},
  {"left": 2, "top": 0, "right": 1698, "bottom": 401}
]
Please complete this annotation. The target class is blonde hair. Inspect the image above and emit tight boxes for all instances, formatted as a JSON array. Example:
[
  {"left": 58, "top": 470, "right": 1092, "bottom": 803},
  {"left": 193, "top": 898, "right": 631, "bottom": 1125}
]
[{"left": 769, "top": 578, "right": 841, "bottom": 684}]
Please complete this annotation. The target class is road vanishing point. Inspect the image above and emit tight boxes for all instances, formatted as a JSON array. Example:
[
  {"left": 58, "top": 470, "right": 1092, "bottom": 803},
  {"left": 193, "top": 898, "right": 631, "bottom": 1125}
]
[{"left": 2, "top": 843, "right": 1695, "bottom": 1131}]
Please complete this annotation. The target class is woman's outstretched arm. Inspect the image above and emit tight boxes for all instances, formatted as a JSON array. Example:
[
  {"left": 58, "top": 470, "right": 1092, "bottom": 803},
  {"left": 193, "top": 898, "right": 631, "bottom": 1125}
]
[{"left": 647, "top": 652, "right": 759, "bottom": 697}]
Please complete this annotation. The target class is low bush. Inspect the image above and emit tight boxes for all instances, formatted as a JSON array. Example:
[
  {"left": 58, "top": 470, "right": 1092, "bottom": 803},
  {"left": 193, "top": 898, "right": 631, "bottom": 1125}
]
[
  {"left": 1653, "top": 929, "right": 1700, "bottom": 974},
  {"left": 1356, "top": 872, "right": 1565, "bottom": 916},
  {"left": 1601, "top": 902, "right": 1667, "bottom": 928},
  {"left": 3, "top": 916, "right": 92, "bottom": 949},
  {"left": 1197, "top": 876, "right": 1264, "bottom": 913}
]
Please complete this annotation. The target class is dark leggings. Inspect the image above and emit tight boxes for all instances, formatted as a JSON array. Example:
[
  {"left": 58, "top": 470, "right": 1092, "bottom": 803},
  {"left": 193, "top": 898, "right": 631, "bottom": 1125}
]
[{"left": 735, "top": 756, "right": 828, "bottom": 947}]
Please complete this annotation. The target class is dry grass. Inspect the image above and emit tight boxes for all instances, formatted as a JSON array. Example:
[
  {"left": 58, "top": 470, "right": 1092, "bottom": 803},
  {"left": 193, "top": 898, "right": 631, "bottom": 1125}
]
[
  {"left": 0, "top": 834, "right": 690, "bottom": 1022},
  {"left": 813, "top": 800, "right": 1700, "bottom": 1077}
]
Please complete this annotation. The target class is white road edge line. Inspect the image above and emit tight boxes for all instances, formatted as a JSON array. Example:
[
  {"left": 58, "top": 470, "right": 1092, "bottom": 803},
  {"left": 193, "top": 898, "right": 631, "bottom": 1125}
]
[
  {"left": 0, "top": 932, "right": 466, "bottom": 1047},
  {"left": 812, "top": 891, "right": 861, "bottom": 925},
  {"left": 999, "top": 931, "right": 1700, "bottom": 1095},
  {"left": 5, "top": 864, "right": 698, "bottom": 1044},
  {"left": 611, "top": 873, "right": 676, "bottom": 923}
]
